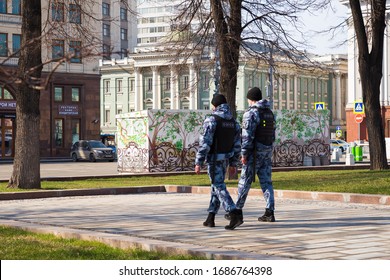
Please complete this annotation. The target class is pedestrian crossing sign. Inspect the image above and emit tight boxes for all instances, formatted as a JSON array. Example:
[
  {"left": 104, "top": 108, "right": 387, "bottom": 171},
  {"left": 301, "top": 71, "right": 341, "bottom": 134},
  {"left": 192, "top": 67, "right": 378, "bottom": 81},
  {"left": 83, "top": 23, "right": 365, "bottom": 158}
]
[
  {"left": 314, "top": 102, "right": 325, "bottom": 110},
  {"left": 354, "top": 101, "right": 364, "bottom": 114}
]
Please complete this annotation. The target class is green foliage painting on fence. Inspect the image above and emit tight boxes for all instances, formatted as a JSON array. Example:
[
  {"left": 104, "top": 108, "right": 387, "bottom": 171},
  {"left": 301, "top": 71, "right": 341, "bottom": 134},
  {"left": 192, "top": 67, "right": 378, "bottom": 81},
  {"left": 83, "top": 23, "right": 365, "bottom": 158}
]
[{"left": 116, "top": 109, "right": 330, "bottom": 172}]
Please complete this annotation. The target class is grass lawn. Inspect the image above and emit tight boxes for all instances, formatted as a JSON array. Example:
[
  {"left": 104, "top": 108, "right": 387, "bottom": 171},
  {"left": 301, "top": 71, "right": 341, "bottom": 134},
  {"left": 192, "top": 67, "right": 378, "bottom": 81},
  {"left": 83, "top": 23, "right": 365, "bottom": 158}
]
[
  {"left": 1, "top": 169, "right": 389, "bottom": 260},
  {"left": 0, "top": 169, "right": 390, "bottom": 195},
  {"left": 0, "top": 226, "right": 204, "bottom": 260}
]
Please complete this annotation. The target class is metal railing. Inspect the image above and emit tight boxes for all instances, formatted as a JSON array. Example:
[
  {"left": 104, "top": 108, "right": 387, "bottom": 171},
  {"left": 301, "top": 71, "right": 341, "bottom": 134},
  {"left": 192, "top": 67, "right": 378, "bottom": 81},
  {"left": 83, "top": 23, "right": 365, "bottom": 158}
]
[{"left": 117, "top": 139, "right": 331, "bottom": 173}]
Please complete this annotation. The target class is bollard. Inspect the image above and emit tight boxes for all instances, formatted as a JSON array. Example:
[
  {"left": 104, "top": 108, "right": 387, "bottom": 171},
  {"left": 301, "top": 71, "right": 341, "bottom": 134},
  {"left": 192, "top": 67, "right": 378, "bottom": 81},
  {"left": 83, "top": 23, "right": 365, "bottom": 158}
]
[
  {"left": 356, "top": 146, "right": 363, "bottom": 161},
  {"left": 345, "top": 152, "right": 355, "bottom": 165},
  {"left": 331, "top": 148, "right": 340, "bottom": 162}
]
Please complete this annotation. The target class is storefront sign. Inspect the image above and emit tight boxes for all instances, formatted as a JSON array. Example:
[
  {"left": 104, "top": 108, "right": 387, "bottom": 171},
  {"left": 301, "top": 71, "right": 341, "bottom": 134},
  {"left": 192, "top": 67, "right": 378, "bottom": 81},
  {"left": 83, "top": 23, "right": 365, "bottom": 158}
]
[
  {"left": 0, "top": 100, "right": 16, "bottom": 110},
  {"left": 59, "top": 105, "right": 79, "bottom": 115}
]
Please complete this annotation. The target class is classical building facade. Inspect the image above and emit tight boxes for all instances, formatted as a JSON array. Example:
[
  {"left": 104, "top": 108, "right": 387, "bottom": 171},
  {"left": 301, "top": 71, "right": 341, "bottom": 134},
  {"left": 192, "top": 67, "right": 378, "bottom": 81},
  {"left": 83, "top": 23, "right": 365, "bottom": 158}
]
[
  {"left": 0, "top": 0, "right": 136, "bottom": 158},
  {"left": 99, "top": 51, "right": 348, "bottom": 137}
]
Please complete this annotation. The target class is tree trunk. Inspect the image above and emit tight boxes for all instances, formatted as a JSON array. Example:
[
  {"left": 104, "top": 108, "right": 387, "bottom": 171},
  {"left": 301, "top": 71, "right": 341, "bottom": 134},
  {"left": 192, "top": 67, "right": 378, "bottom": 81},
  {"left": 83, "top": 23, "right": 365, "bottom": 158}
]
[
  {"left": 365, "top": 97, "right": 387, "bottom": 170},
  {"left": 8, "top": 0, "right": 43, "bottom": 188},
  {"left": 210, "top": 0, "right": 242, "bottom": 118},
  {"left": 350, "top": 0, "right": 388, "bottom": 170}
]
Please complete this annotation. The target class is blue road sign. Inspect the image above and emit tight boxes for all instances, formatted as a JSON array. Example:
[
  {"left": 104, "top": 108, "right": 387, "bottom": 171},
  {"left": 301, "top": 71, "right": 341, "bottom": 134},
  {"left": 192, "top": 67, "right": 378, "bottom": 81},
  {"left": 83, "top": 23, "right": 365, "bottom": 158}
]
[
  {"left": 314, "top": 102, "right": 325, "bottom": 110},
  {"left": 354, "top": 102, "right": 364, "bottom": 114}
]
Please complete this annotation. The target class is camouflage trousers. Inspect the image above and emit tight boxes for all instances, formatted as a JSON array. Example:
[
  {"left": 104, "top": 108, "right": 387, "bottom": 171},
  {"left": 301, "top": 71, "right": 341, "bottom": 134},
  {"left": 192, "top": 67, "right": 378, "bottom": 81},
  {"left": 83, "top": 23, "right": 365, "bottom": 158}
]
[
  {"left": 236, "top": 144, "right": 275, "bottom": 211},
  {"left": 206, "top": 159, "right": 236, "bottom": 214}
]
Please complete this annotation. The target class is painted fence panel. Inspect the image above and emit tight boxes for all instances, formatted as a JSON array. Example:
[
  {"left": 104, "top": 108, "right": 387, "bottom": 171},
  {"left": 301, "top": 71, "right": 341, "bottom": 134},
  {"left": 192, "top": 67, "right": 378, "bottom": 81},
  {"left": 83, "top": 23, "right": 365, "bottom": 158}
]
[{"left": 116, "top": 109, "right": 330, "bottom": 173}]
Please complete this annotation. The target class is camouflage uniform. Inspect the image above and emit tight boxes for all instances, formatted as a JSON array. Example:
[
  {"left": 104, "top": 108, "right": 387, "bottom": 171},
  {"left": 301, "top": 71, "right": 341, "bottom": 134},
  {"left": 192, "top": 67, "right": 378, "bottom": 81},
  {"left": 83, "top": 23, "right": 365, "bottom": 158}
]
[
  {"left": 195, "top": 103, "right": 241, "bottom": 214},
  {"left": 236, "top": 99, "right": 275, "bottom": 211}
]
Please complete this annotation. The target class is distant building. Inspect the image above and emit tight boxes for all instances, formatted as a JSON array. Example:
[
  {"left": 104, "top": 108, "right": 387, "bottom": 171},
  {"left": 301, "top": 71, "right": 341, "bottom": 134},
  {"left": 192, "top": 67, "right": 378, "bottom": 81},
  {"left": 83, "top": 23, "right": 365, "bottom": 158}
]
[
  {"left": 99, "top": 50, "right": 348, "bottom": 136},
  {"left": 0, "top": 0, "right": 136, "bottom": 158}
]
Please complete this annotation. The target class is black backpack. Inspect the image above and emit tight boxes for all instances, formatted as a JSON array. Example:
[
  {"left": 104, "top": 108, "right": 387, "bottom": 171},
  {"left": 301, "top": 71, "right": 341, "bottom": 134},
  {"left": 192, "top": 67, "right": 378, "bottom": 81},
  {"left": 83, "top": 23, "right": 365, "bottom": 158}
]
[
  {"left": 254, "top": 107, "right": 275, "bottom": 146},
  {"left": 209, "top": 115, "right": 236, "bottom": 153}
]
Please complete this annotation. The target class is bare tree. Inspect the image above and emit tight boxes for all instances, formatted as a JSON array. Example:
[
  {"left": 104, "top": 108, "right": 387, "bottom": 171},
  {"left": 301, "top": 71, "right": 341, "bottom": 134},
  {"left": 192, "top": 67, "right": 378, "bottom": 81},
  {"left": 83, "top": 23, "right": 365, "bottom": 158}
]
[
  {"left": 6, "top": 0, "right": 135, "bottom": 188},
  {"left": 172, "top": 0, "right": 388, "bottom": 170},
  {"left": 8, "top": 0, "right": 43, "bottom": 189},
  {"left": 349, "top": 0, "right": 388, "bottom": 170},
  {"left": 169, "top": 0, "right": 332, "bottom": 117}
]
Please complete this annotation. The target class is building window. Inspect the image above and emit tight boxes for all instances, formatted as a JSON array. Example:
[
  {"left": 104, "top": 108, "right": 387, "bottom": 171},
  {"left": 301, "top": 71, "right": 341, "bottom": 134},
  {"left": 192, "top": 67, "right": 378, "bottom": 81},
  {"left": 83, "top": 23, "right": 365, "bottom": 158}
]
[
  {"left": 183, "top": 75, "right": 189, "bottom": 89},
  {"left": 0, "top": 0, "right": 6, "bottom": 13},
  {"left": 52, "top": 40, "right": 64, "bottom": 60},
  {"left": 1, "top": 86, "right": 13, "bottom": 99},
  {"left": 55, "top": 119, "right": 64, "bottom": 147},
  {"left": 0, "top": 33, "right": 7, "bottom": 57},
  {"left": 102, "top": 3, "right": 110, "bottom": 16},
  {"left": 103, "top": 44, "right": 111, "bottom": 60},
  {"left": 71, "top": 119, "right": 80, "bottom": 144},
  {"left": 54, "top": 87, "right": 63, "bottom": 102},
  {"left": 163, "top": 102, "right": 170, "bottom": 109},
  {"left": 103, "top": 24, "right": 110, "bottom": 37},
  {"left": 147, "top": 78, "right": 153, "bottom": 91},
  {"left": 117, "top": 109, "right": 122, "bottom": 115},
  {"left": 145, "top": 100, "right": 153, "bottom": 110},
  {"left": 104, "top": 80, "right": 110, "bottom": 94},
  {"left": 69, "top": 4, "right": 81, "bottom": 24},
  {"left": 120, "top": 7, "right": 127, "bottom": 21},
  {"left": 165, "top": 77, "right": 171, "bottom": 90},
  {"left": 121, "top": 28, "right": 127, "bottom": 41},
  {"left": 12, "top": 0, "right": 21, "bottom": 15},
  {"left": 117, "top": 79, "right": 123, "bottom": 93},
  {"left": 130, "top": 79, "right": 135, "bottom": 92},
  {"left": 69, "top": 41, "right": 81, "bottom": 63},
  {"left": 105, "top": 110, "right": 110, "bottom": 124},
  {"left": 121, "top": 48, "right": 127, "bottom": 59},
  {"left": 12, "top": 34, "right": 21, "bottom": 56},
  {"left": 51, "top": 2, "right": 64, "bottom": 22},
  {"left": 203, "top": 75, "right": 209, "bottom": 90},
  {"left": 72, "top": 87, "right": 80, "bottom": 102}
]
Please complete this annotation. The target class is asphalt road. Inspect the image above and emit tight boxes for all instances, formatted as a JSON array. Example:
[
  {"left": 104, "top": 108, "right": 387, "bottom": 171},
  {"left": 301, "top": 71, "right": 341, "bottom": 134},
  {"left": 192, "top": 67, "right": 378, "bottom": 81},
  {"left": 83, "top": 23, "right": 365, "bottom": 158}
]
[{"left": 0, "top": 161, "right": 120, "bottom": 181}]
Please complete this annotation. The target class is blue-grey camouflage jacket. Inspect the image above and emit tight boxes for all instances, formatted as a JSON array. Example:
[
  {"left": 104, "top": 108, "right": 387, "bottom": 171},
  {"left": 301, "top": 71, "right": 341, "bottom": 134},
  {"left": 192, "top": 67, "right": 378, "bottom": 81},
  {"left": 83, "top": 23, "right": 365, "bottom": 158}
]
[
  {"left": 195, "top": 103, "right": 241, "bottom": 167},
  {"left": 241, "top": 99, "right": 274, "bottom": 158}
]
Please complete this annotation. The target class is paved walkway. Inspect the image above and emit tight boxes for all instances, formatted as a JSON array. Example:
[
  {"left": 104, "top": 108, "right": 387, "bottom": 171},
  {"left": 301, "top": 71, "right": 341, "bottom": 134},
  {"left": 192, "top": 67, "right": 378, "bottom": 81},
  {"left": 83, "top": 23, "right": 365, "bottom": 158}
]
[{"left": 1, "top": 188, "right": 390, "bottom": 260}]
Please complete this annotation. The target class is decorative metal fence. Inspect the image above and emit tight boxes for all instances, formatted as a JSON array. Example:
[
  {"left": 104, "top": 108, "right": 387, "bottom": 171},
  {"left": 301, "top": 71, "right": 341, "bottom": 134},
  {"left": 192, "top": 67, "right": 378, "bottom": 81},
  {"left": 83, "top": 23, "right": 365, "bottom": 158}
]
[{"left": 117, "top": 139, "right": 331, "bottom": 173}]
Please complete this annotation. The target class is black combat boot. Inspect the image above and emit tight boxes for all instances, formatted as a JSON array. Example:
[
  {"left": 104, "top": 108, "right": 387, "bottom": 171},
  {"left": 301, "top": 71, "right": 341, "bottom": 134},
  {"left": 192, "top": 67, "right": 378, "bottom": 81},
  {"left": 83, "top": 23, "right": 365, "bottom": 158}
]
[
  {"left": 225, "top": 209, "right": 244, "bottom": 230},
  {"left": 224, "top": 209, "right": 244, "bottom": 223},
  {"left": 203, "top": 212, "right": 216, "bottom": 227},
  {"left": 258, "top": 208, "right": 275, "bottom": 222}
]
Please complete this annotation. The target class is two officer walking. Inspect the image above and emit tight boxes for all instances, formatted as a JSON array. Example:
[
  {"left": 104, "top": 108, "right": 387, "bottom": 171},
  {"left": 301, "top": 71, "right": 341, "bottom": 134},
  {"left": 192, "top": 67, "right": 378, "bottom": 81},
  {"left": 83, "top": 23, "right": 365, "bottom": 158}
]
[{"left": 195, "top": 87, "right": 276, "bottom": 230}]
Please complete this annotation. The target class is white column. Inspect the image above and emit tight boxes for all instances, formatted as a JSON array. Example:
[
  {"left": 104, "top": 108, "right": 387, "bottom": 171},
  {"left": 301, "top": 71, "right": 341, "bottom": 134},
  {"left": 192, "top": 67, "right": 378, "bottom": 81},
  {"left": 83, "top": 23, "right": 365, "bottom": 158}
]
[
  {"left": 294, "top": 75, "right": 298, "bottom": 110},
  {"left": 189, "top": 64, "right": 196, "bottom": 109},
  {"left": 347, "top": 20, "right": 357, "bottom": 108},
  {"left": 381, "top": 27, "right": 388, "bottom": 106},
  {"left": 277, "top": 76, "right": 282, "bottom": 110},
  {"left": 335, "top": 72, "right": 342, "bottom": 121},
  {"left": 152, "top": 66, "right": 161, "bottom": 109},
  {"left": 170, "top": 66, "right": 177, "bottom": 109},
  {"left": 170, "top": 66, "right": 180, "bottom": 109},
  {"left": 175, "top": 70, "right": 180, "bottom": 109},
  {"left": 286, "top": 74, "right": 291, "bottom": 109},
  {"left": 134, "top": 67, "right": 142, "bottom": 111}
]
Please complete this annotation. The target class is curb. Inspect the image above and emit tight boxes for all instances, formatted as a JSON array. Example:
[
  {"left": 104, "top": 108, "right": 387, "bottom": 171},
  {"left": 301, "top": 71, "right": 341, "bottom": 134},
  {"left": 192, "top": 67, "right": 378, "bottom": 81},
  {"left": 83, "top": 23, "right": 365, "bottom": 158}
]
[
  {"left": 1, "top": 185, "right": 389, "bottom": 206},
  {"left": 0, "top": 219, "right": 287, "bottom": 260}
]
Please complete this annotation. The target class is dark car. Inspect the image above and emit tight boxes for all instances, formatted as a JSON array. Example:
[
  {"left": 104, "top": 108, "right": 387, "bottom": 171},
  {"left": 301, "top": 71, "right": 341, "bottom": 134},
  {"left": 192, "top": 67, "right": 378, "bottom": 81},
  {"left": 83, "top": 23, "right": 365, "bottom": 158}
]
[{"left": 70, "top": 140, "right": 115, "bottom": 162}]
